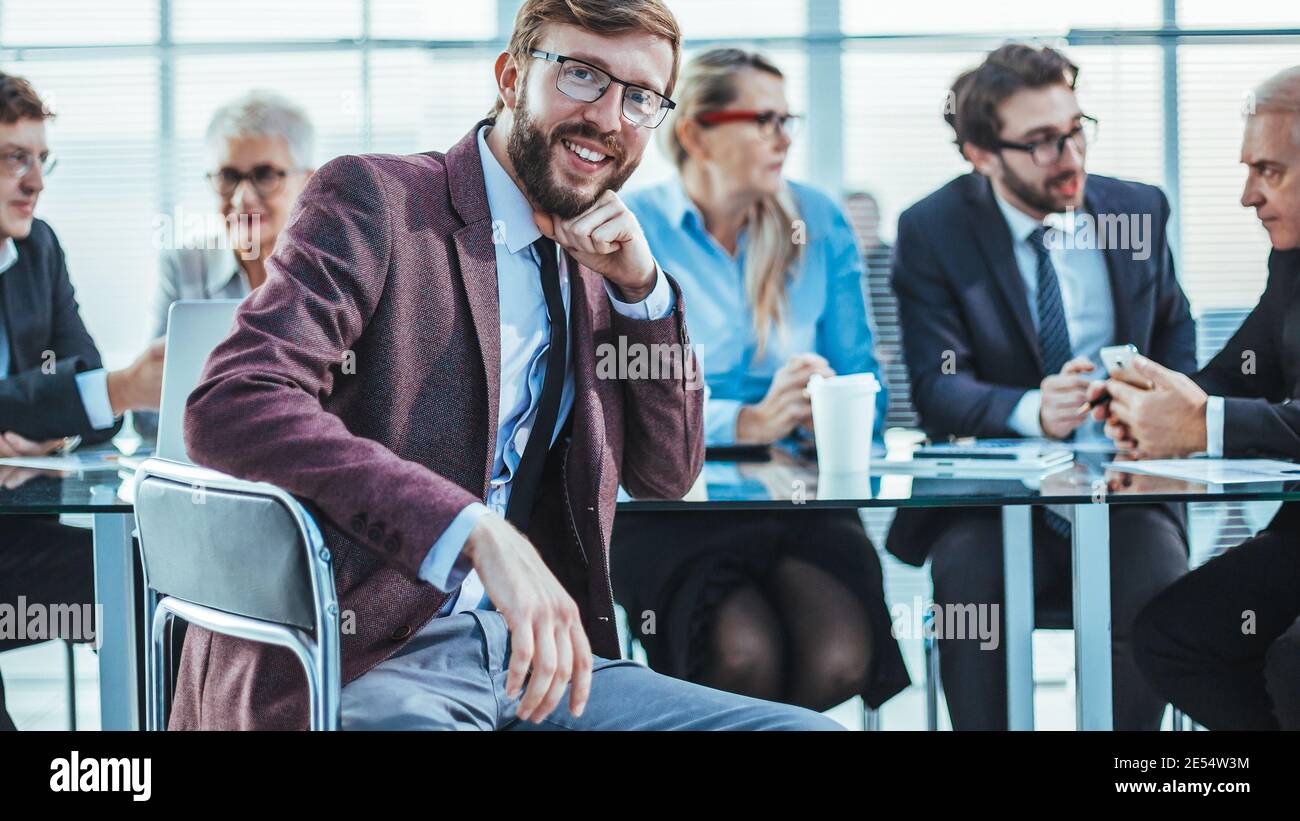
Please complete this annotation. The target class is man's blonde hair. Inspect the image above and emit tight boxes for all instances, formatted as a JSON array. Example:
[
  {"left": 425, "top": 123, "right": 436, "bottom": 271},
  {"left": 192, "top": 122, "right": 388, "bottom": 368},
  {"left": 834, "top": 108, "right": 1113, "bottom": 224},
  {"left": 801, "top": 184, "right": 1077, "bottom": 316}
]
[{"left": 489, "top": 0, "right": 682, "bottom": 119}]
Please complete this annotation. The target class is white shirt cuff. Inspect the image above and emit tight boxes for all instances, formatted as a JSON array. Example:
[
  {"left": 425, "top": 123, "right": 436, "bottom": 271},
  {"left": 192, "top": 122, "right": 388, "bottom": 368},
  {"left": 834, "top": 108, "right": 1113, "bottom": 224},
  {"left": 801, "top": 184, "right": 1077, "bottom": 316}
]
[
  {"left": 1205, "top": 395, "right": 1225, "bottom": 458},
  {"left": 603, "top": 262, "right": 675, "bottom": 320},
  {"left": 707, "top": 397, "right": 744, "bottom": 447},
  {"left": 74, "top": 368, "right": 117, "bottom": 430},
  {"left": 418, "top": 502, "right": 490, "bottom": 592},
  {"left": 1007, "top": 389, "right": 1044, "bottom": 438}
]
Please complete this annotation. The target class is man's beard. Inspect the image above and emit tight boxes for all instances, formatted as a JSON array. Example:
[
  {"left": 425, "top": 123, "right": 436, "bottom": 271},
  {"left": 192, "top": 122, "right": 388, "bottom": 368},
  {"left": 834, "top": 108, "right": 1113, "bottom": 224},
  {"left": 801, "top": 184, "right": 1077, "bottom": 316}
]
[
  {"left": 506, "top": 88, "right": 637, "bottom": 219},
  {"left": 999, "top": 159, "right": 1084, "bottom": 215}
]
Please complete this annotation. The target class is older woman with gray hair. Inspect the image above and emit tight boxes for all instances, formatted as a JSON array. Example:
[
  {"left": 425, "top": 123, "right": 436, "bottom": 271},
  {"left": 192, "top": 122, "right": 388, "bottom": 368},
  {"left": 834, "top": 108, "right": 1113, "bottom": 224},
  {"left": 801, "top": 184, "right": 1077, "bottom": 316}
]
[
  {"left": 149, "top": 90, "right": 315, "bottom": 339},
  {"left": 129, "top": 91, "right": 313, "bottom": 437}
]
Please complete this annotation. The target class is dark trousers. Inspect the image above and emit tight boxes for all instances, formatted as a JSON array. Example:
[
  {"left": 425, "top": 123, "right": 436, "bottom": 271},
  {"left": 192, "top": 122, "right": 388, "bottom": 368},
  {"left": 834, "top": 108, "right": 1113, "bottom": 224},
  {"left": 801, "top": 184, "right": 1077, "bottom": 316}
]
[
  {"left": 1134, "top": 522, "right": 1300, "bottom": 730},
  {"left": 929, "top": 505, "right": 1187, "bottom": 730},
  {"left": 0, "top": 516, "right": 95, "bottom": 731}
]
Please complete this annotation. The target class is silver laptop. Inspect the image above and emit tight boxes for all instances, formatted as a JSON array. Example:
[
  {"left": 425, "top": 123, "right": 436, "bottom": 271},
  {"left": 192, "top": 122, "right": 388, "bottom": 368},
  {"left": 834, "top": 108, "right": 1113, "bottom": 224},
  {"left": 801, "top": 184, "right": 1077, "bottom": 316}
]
[{"left": 155, "top": 300, "right": 242, "bottom": 463}]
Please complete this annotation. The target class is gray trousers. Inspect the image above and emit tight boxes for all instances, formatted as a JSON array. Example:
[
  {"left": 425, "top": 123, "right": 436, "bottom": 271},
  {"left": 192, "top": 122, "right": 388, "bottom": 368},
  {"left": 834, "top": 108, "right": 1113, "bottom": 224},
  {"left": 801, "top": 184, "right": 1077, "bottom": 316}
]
[{"left": 342, "top": 609, "right": 842, "bottom": 731}]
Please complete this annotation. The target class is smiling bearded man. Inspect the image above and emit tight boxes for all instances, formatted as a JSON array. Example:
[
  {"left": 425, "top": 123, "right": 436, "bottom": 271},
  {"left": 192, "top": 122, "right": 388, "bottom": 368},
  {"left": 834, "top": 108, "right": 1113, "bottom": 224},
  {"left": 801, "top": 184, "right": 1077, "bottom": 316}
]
[{"left": 174, "top": 0, "right": 841, "bottom": 731}]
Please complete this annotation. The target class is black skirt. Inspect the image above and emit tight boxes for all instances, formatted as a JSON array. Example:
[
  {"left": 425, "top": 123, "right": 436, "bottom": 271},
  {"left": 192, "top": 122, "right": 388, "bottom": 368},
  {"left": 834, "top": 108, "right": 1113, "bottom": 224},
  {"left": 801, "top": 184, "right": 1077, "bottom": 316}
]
[{"left": 610, "top": 508, "right": 911, "bottom": 709}]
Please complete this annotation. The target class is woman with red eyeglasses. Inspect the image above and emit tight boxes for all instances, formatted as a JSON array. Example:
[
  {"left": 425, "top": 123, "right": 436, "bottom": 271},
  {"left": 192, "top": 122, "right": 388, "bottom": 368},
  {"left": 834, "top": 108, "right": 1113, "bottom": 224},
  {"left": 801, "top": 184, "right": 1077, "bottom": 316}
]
[{"left": 611, "top": 48, "right": 909, "bottom": 715}]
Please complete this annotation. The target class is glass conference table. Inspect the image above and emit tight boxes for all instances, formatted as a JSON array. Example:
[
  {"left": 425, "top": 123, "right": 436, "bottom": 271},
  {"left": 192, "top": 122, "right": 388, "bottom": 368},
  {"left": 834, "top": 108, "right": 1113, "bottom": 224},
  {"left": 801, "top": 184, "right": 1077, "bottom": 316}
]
[{"left": 5, "top": 443, "right": 1299, "bottom": 731}]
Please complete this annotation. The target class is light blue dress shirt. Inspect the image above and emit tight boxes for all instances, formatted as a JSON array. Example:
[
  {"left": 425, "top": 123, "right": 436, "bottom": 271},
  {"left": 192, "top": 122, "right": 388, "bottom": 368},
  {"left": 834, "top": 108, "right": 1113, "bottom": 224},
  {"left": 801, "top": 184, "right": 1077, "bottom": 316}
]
[
  {"left": 624, "top": 178, "right": 887, "bottom": 445},
  {"left": 994, "top": 192, "right": 1114, "bottom": 442},
  {"left": 0, "top": 238, "right": 20, "bottom": 377},
  {"left": 417, "top": 126, "right": 674, "bottom": 616},
  {"left": 0, "top": 237, "right": 115, "bottom": 430}
]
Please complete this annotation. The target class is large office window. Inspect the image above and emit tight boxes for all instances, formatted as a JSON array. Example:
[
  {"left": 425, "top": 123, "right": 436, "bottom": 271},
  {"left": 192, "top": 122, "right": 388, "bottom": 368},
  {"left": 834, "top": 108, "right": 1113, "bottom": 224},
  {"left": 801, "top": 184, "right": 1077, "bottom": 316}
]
[{"left": 0, "top": 0, "right": 1295, "bottom": 367}]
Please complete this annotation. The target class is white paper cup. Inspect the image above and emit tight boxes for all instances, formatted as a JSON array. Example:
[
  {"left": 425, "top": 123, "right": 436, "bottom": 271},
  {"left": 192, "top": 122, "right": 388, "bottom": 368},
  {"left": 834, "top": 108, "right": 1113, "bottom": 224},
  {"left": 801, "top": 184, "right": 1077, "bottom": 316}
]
[{"left": 808, "top": 372, "right": 880, "bottom": 473}]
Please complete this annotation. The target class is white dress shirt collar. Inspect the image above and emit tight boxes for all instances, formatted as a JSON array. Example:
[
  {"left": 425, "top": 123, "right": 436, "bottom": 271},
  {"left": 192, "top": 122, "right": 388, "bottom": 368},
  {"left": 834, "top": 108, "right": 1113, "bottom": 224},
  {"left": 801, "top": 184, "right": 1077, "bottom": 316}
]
[
  {"left": 993, "top": 187, "right": 1049, "bottom": 244},
  {"left": 477, "top": 126, "right": 543, "bottom": 256},
  {"left": 992, "top": 185, "right": 1086, "bottom": 245},
  {"left": 0, "top": 237, "right": 19, "bottom": 276}
]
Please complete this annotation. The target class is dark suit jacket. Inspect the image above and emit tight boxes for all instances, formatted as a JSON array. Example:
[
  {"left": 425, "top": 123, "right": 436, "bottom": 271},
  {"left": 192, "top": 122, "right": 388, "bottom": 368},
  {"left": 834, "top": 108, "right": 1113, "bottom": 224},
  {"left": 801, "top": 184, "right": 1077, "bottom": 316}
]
[
  {"left": 176, "top": 122, "right": 705, "bottom": 730},
  {"left": 1193, "top": 248, "right": 1300, "bottom": 532},
  {"left": 0, "top": 219, "right": 120, "bottom": 444},
  {"left": 886, "top": 173, "right": 1197, "bottom": 565}
]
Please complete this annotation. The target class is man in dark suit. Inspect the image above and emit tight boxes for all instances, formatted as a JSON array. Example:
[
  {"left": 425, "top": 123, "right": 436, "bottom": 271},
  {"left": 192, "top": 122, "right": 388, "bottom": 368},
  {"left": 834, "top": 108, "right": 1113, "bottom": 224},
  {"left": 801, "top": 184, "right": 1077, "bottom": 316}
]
[
  {"left": 0, "top": 71, "right": 162, "bottom": 729},
  {"left": 1094, "top": 66, "right": 1300, "bottom": 730},
  {"left": 886, "top": 44, "right": 1196, "bottom": 729},
  {"left": 177, "top": 0, "right": 837, "bottom": 730}
]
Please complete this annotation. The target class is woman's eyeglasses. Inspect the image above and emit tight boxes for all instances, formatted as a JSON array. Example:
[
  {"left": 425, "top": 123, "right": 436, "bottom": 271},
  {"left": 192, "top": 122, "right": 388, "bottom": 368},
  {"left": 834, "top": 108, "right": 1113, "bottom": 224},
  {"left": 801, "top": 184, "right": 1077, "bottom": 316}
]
[
  {"left": 696, "top": 109, "right": 803, "bottom": 140},
  {"left": 207, "top": 164, "right": 295, "bottom": 197}
]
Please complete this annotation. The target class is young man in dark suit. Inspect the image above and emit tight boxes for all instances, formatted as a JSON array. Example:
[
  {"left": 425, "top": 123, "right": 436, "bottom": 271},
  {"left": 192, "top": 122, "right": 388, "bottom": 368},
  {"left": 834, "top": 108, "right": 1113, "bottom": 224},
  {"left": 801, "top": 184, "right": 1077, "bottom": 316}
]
[
  {"left": 0, "top": 71, "right": 162, "bottom": 729},
  {"left": 886, "top": 44, "right": 1196, "bottom": 729},
  {"left": 1093, "top": 66, "right": 1300, "bottom": 730}
]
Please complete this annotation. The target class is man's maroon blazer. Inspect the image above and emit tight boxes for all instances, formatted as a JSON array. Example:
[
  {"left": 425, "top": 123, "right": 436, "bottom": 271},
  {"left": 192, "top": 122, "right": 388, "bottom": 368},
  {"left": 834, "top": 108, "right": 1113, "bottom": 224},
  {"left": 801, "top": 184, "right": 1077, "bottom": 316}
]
[{"left": 173, "top": 121, "right": 704, "bottom": 730}]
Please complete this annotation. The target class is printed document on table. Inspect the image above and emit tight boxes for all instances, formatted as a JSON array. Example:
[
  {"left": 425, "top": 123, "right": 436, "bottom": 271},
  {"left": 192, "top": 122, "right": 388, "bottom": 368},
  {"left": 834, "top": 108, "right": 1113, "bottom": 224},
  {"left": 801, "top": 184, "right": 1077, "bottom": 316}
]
[
  {"left": 0, "top": 452, "right": 123, "bottom": 471},
  {"left": 1105, "top": 458, "right": 1300, "bottom": 484}
]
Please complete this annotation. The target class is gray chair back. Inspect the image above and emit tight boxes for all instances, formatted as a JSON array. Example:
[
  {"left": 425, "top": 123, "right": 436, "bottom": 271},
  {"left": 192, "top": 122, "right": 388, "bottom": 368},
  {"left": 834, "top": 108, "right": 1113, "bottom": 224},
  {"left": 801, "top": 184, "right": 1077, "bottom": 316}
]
[{"left": 132, "top": 458, "right": 340, "bottom": 730}]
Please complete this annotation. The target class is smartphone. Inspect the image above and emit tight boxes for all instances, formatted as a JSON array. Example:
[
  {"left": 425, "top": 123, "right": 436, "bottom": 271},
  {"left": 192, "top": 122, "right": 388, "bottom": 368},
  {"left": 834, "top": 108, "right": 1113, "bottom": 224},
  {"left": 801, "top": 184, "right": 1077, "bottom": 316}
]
[{"left": 1100, "top": 344, "right": 1139, "bottom": 377}]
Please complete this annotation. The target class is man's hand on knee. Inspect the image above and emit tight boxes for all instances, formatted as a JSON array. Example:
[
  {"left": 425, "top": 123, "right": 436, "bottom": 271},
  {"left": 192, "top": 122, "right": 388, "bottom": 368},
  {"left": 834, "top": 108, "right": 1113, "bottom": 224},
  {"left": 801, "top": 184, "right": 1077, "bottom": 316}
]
[{"left": 464, "top": 514, "right": 592, "bottom": 722}]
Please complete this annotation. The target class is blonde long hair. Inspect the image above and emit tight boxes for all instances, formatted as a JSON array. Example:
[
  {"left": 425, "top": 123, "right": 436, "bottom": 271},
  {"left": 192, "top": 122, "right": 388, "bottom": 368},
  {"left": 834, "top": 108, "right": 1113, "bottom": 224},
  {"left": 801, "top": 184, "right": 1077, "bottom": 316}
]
[{"left": 663, "top": 48, "right": 802, "bottom": 357}]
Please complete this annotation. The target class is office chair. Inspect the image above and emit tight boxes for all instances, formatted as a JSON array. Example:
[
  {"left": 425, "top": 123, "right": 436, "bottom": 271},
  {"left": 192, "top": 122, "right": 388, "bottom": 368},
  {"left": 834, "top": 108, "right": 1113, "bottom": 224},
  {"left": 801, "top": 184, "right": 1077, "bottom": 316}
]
[{"left": 132, "top": 458, "right": 342, "bottom": 731}]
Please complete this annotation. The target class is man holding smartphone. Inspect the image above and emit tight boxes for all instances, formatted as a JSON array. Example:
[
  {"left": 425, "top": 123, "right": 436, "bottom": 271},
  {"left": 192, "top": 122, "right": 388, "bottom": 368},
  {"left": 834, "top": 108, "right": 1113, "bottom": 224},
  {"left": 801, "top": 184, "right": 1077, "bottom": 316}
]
[
  {"left": 887, "top": 44, "right": 1197, "bottom": 729},
  {"left": 1091, "top": 65, "right": 1300, "bottom": 730}
]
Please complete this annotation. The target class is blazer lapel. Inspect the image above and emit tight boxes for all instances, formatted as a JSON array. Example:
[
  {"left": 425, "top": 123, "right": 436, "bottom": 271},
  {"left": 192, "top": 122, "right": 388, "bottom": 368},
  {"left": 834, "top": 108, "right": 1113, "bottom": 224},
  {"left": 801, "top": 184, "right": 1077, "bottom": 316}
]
[
  {"left": 446, "top": 122, "right": 502, "bottom": 492},
  {"left": 964, "top": 176, "right": 1042, "bottom": 372},
  {"left": 565, "top": 259, "right": 608, "bottom": 458},
  {"left": 1088, "top": 184, "right": 1138, "bottom": 348},
  {"left": 1278, "top": 250, "right": 1300, "bottom": 395}
]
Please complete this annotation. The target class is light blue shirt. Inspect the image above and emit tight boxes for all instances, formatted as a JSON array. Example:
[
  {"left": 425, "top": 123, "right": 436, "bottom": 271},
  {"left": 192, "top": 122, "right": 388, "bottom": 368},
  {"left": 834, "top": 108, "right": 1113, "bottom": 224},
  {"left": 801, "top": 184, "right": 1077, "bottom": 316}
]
[
  {"left": 0, "top": 237, "right": 115, "bottom": 430},
  {"left": 418, "top": 126, "right": 674, "bottom": 615},
  {"left": 995, "top": 191, "right": 1114, "bottom": 442},
  {"left": 0, "top": 238, "right": 21, "bottom": 377},
  {"left": 624, "top": 178, "right": 887, "bottom": 445}
]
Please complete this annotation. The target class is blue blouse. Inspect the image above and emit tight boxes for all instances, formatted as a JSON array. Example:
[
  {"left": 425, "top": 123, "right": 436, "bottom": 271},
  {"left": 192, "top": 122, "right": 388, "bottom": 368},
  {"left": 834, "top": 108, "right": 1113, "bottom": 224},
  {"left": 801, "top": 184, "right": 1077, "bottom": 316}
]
[{"left": 626, "top": 178, "right": 887, "bottom": 446}]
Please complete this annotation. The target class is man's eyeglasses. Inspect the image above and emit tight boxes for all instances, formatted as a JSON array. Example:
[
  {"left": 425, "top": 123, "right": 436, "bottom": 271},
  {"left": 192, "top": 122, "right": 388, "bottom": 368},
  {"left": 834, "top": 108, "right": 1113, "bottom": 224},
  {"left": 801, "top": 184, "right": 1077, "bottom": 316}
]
[
  {"left": 996, "top": 115, "right": 1099, "bottom": 167},
  {"left": 0, "top": 148, "right": 56, "bottom": 179},
  {"left": 696, "top": 109, "right": 803, "bottom": 140},
  {"left": 528, "top": 50, "right": 676, "bottom": 129},
  {"left": 207, "top": 164, "right": 295, "bottom": 197}
]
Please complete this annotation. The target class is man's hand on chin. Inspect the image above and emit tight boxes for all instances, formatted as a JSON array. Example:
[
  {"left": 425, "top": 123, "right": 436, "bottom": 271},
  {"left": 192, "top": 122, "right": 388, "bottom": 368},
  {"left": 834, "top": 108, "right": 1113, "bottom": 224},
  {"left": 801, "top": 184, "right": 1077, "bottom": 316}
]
[
  {"left": 1101, "top": 355, "right": 1209, "bottom": 458},
  {"left": 535, "top": 189, "right": 656, "bottom": 302}
]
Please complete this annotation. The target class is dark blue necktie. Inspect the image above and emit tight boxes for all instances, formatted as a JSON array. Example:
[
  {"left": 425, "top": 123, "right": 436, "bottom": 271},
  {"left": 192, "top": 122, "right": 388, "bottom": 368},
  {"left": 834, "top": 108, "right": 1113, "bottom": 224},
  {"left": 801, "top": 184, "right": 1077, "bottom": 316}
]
[
  {"left": 1028, "top": 225, "right": 1074, "bottom": 541},
  {"left": 1029, "top": 225, "right": 1073, "bottom": 376}
]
